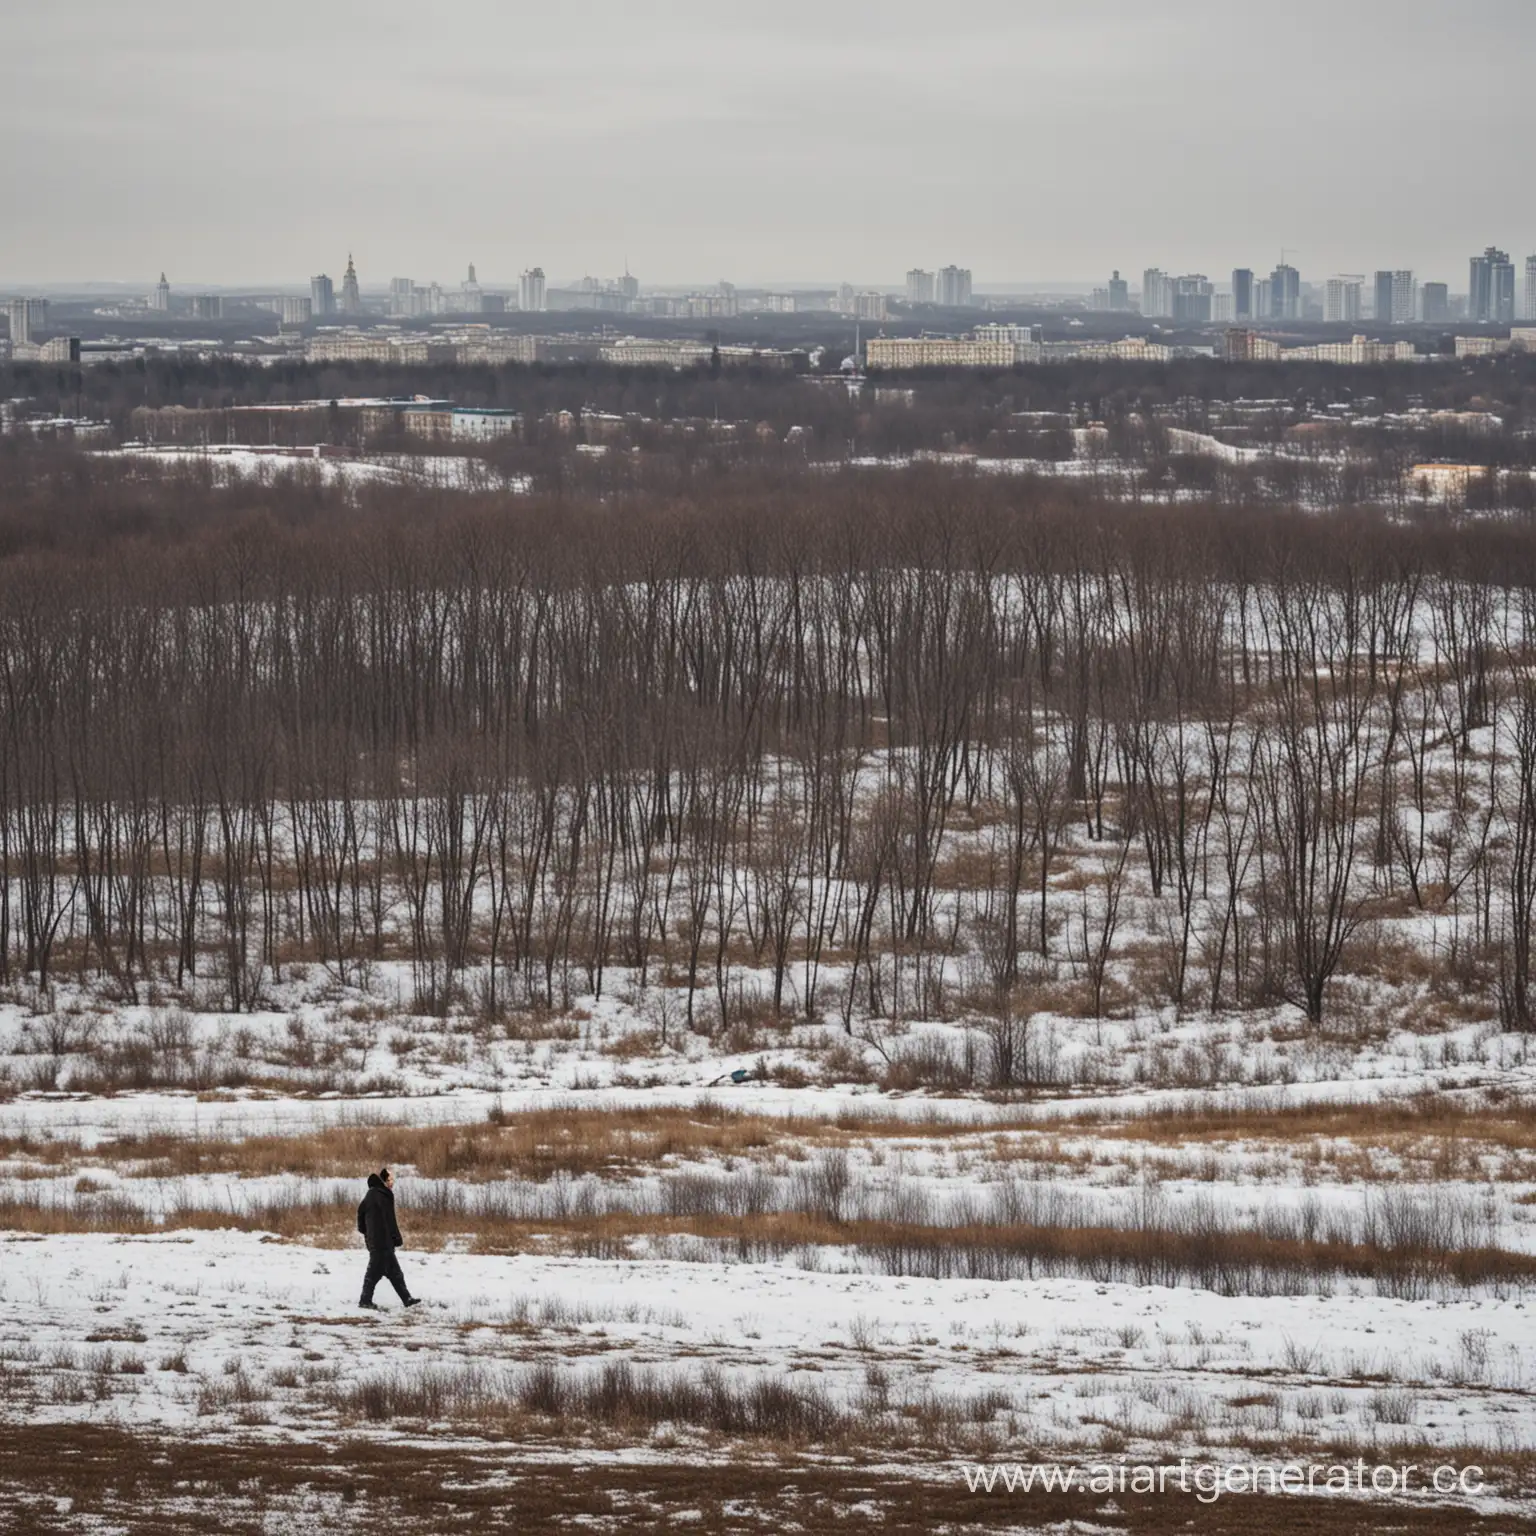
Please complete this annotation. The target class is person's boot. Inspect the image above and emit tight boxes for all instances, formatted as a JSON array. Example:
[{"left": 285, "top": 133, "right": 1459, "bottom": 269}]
[
  {"left": 404, "top": 1297, "right": 422, "bottom": 1308},
  {"left": 359, "top": 1299, "right": 381, "bottom": 1310}
]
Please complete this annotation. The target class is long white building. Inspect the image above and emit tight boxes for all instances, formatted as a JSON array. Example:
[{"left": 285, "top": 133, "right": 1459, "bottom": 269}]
[{"left": 865, "top": 337, "right": 1016, "bottom": 368}]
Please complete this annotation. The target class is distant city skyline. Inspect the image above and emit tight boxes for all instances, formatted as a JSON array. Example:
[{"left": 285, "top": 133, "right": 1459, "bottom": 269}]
[
  {"left": 10, "top": 248, "right": 1533, "bottom": 308},
  {"left": 2, "top": 0, "right": 1533, "bottom": 286}
]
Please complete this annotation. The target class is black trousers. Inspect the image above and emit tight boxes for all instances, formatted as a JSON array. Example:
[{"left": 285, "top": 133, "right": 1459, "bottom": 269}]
[{"left": 361, "top": 1247, "right": 412, "bottom": 1304}]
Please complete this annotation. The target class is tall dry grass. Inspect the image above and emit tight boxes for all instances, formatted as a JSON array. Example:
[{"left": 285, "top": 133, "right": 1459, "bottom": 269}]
[{"left": 0, "top": 1161, "right": 1521, "bottom": 1299}]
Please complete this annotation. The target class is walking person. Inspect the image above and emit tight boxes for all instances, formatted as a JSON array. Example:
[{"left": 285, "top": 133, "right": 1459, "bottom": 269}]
[{"left": 357, "top": 1167, "right": 422, "bottom": 1310}]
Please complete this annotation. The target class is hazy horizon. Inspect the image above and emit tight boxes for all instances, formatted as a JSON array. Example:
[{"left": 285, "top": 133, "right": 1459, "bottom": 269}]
[
  {"left": 3, "top": 0, "right": 1533, "bottom": 288},
  {"left": 0, "top": 275, "right": 1415, "bottom": 296}
]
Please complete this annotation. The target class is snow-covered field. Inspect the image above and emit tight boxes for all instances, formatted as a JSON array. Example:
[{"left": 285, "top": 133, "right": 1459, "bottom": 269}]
[
  {"left": 1, "top": 1009, "right": 1533, "bottom": 1523},
  {"left": 1, "top": 1091, "right": 1533, "bottom": 1531},
  {"left": 7, "top": 1227, "right": 1533, "bottom": 1457}
]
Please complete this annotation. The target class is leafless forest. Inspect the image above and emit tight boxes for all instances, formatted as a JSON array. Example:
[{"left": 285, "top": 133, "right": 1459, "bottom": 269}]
[{"left": 4, "top": 372, "right": 1536, "bottom": 1063}]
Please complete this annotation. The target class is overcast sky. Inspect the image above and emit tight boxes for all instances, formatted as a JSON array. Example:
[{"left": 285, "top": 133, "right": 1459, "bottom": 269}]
[{"left": 2, "top": 0, "right": 1532, "bottom": 290}]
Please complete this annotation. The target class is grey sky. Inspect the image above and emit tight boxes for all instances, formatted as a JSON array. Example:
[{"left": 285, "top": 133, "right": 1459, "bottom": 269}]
[{"left": 2, "top": 0, "right": 1532, "bottom": 289}]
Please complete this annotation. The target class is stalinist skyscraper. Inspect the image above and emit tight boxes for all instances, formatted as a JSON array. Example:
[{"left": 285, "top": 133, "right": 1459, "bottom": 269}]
[{"left": 340, "top": 253, "right": 361, "bottom": 314}]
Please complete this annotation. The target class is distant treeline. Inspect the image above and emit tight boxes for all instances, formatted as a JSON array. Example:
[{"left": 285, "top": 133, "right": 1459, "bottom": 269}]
[{"left": 10, "top": 354, "right": 1536, "bottom": 437}]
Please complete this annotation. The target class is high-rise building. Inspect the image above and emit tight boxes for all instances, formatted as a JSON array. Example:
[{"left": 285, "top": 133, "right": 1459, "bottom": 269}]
[
  {"left": 1372, "top": 271, "right": 1394, "bottom": 324},
  {"left": 519, "top": 267, "right": 546, "bottom": 312},
  {"left": 1421, "top": 282, "right": 1449, "bottom": 324},
  {"left": 1141, "top": 268, "right": 1174, "bottom": 319},
  {"left": 461, "top": 263, "right": 484, "bottom": 313},
  {"left": 1107, "top": 270, "right": 1129, "bottom": 311},
  {"left": 1390, "top": 271, "right": 1416, "bottom": 325},
  {"left": 340, "top": 254, "right": 361, "bottom": 314},
  {"left": 1496, "top": 262, "right": 1517, "bottom": 324},
  {"left": 905, "top": 268, "right": 934, "bottom": 305},
  {"left": 935, "top": 265, "right": 973, "bottom": 307},
  {"left": 1325, "top": 277, "right": 1363, "bottom": 324},
  {"left": 1231, "top": 268, "right": 1253, "bottom": 321},
  {"left": 1269, "top": 263, "right": 1301, "bottom": 321},
  {"left": 189, "top": 295, "right": 222, "bottom": 321},
  {"left": 1469, "top": 248, "right": 1497, "bottom": 322},
  {"left": 1173, "top": 274, "right": 1213, "bottom": 323},
  {"left": 1525, "top": 256, "right": 1536, "bottom": 323},
  {"left": 389, "top": 277, "right": 413, "bottom": 316},
  {"left": 5, "top": 297, "right": 46, "bottom": 345},
  {"left": 279, "top": 296, "right": 313, "bottom": 327},
  {"left": 1252, "top": 278, "right": 1272, "bottom": 321},
  {"left": 1469, "top": 247, "right": 1515, "bottom": 323},
  {"left": 311, "top": 274, "right": 335, "bottom": 316},
  {"left": 150, "top": 272, "right": 171, "bottom": 312}
]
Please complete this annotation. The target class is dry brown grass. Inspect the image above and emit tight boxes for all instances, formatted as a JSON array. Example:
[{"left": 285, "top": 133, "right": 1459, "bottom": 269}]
[
  {"left": 983, "top": 1092, "right": 1536, "bottom": 1182},
  {"left": 600, "top": 1028, "right": 666, "bottom": 1060},
  {"left": 0, "top": 1103, "right": 939, "bottom": 1183},
  {"left": 4, "top": 1092, "right": 1532, "bottom": 1189},
  {"left": 4, "top": 1421, "right": 1526, "bottom": 1535},
  {"left": 1082, "top": 1092, "right": 1536, "bottom": 1153},
  {"left": 929, "top": 845, "right": 1006, "bottom": 892},
  {"left": 2, "top": 1189, "right": 1529, "bottom": 1296}
]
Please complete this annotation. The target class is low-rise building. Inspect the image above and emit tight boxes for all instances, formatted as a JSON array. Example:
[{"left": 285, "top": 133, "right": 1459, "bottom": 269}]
[
  {"left": 307, "top": 333, "right": 393, "bottom": 363},
  {"left": 132, "top": 397, "right": 522, "bottom": 447},
  {"left": 974, "top": 323, "right": 1042, "bottom": 345},
  {"left": 358, "top": 402, "right": 520, "bottom": 441},
  {"left": 3, "top": 413, "right": 110, "bottom": 440},
  {"left": 454, "top": 331, "right": 542, "bottom": 365},
  {"left": 1409, "top": 463, "right": 1491, "bottom": 499},
  {"left": 865, "top": 336, "right": 1018, "bottom": 368},
  {"left": 1076, "top": 336, "right": 1173, "bottom": 362},
  {"left": 444, "top": 407, "right": 521, "bottom": 441},
  {"left": 1281, "top": 335, "right": 1417, "bottom": 364},
  {"left": 12, "top": 336, "right": 81, "bottom": 363},
  {"left": 1223, "top": 329, "right": 1411, "bottom": 363},
  {"left": 305, "top": 332, "right": 457, "bottom": 365},
  {"left": 1222, "top": 329, "right": 1279, "bottom": 361},
  {"left": 715, "top": 345, "right": 802, "bottom": 370},
  {"left": 599, "top": 338, "right": 713, "bottom": 367}
]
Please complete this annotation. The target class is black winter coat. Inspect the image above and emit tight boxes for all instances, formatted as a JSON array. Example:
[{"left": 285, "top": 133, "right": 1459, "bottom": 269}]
[{"left": 357, "top": 1174, "right": 404, "bottom": 1252}]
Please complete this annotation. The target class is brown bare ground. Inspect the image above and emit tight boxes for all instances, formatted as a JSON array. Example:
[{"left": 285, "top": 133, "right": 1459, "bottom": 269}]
[{"left": 0, "top": 1423, "right": 1526, "bottom": 1534}]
